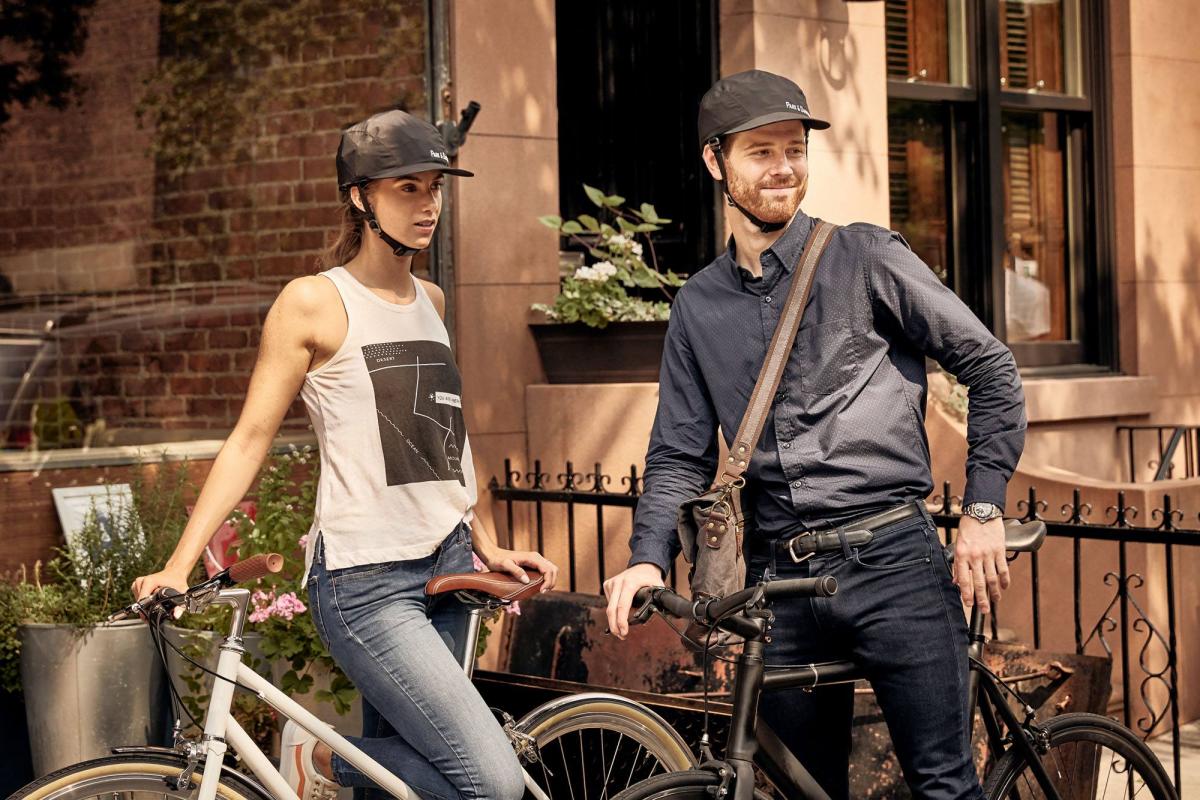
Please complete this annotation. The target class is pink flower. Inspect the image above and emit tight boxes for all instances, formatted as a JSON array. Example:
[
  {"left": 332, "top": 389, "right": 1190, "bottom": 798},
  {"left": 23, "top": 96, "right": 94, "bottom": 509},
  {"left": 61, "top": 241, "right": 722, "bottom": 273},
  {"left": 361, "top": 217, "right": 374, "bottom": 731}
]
[{"left": 248, "top": 589, "right": 307, "bottom": 623}]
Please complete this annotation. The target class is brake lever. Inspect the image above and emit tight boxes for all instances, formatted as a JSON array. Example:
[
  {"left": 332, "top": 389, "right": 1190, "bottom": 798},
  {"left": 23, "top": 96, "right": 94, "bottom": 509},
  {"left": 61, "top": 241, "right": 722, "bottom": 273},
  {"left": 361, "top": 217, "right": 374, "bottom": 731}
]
[{"left": 629, "top": 587, "right": 662, "bottom": 626}]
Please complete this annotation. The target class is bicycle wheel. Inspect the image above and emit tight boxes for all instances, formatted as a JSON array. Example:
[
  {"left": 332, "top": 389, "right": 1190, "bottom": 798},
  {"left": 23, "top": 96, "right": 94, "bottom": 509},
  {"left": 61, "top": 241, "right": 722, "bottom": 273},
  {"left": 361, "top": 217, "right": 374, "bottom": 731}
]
[
  {"left": 514, "top": 694, "right": 696, "bottom": 799},
  {"left": 8, "top": 751, "right": 271, "bottom": 800},
  {"left": 982, "top": 713, "right": 1177, "bottom": 800},
  {"left": 609, "top": 770, "right": 773, "bottom": 800}
]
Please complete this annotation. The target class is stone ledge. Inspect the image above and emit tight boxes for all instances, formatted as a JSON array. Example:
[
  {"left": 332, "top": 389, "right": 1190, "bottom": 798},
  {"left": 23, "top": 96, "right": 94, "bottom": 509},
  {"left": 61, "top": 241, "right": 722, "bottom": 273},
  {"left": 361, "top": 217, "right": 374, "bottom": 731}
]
[
  {"left": 1022, "top": 375, "right": 1158, "bottom": 423},
  {"left": 0, "top": 433, "right": 317, "bottom": 473}
]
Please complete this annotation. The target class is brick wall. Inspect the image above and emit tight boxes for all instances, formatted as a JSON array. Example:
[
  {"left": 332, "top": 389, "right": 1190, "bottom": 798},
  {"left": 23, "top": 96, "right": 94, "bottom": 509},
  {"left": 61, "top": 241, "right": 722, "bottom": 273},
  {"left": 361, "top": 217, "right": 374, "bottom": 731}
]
[{"left": 0, "top": 0, "right": 430, "bottom": 446}]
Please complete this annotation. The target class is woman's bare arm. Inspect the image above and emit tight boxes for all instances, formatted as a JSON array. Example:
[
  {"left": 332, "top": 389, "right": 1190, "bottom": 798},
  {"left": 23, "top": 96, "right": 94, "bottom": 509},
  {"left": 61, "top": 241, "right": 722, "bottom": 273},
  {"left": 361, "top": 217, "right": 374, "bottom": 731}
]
[{"left": 131, "top": 276, "right": 340, "bottom": 599}]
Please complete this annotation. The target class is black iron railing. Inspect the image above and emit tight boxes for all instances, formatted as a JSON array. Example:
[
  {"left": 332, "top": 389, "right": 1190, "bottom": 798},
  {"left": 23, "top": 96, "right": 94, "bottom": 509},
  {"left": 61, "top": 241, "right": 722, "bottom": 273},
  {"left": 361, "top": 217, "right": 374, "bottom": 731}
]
[
  {"left": 929, "top": 482, "right": 1199, "bottom": 790},
  {"left": 490, "top": 462, "right": 1197, "bottom": 793},
  {"left": 1119, "top": 424, "right": 1200, "bottom": 481}
]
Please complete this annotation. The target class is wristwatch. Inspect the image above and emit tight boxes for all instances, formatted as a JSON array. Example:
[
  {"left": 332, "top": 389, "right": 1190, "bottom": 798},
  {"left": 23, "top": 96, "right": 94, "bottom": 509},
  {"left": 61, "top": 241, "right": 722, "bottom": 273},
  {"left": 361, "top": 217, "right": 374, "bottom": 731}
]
[{"left": 964, "top": 501, "right": 1004, "bottom": 523}]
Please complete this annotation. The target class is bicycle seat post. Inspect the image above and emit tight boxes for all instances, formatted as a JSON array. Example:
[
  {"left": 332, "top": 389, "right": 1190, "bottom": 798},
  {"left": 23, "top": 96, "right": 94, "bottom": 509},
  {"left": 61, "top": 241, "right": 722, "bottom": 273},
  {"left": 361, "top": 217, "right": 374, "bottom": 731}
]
[{"left": 460, "top": 607, "right": 485, "bottom": 678}]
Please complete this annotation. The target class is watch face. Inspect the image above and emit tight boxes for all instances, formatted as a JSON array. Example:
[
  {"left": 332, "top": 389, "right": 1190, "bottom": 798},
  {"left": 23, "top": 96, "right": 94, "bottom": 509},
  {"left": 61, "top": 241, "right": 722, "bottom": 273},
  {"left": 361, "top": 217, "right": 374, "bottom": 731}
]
[{"left": 968, "top": 502, "right": 998, "bottom": 519}]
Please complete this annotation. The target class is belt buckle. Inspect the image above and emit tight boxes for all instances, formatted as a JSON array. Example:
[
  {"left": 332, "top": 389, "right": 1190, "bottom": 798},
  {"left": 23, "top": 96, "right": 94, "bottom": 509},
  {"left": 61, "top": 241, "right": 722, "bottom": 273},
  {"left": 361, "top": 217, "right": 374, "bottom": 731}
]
[{"left": 787, "top": 533, "right": 815, "bottom": 564}]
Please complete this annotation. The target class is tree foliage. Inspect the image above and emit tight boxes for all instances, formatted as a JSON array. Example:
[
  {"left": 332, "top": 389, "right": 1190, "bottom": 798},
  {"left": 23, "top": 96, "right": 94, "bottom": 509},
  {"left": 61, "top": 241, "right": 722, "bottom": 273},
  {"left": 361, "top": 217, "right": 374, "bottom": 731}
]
[{"left": 0, "top": 0, "right": 98, "bottom": 135}]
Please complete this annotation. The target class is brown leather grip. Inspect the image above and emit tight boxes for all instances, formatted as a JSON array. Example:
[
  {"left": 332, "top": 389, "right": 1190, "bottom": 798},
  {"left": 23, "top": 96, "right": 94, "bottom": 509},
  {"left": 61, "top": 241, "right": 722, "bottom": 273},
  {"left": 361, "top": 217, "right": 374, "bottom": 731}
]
[{"left": 226, "top": 553, "right": 284, "bottom": 584}]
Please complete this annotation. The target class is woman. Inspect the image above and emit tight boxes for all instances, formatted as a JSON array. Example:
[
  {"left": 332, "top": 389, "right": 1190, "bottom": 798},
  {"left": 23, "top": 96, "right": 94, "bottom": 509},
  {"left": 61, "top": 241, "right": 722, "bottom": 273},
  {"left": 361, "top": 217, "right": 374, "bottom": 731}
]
[{"left": 132, "top": 109, "right": 556, "bottom": 800}]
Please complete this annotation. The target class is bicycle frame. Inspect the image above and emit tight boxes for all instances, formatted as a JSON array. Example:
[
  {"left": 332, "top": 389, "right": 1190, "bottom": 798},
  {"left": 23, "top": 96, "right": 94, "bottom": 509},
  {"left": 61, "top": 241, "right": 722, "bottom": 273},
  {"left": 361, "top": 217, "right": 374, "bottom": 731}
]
[
  {"left": 186, "top": 588, "right": 551, "bottom": 800},
  {"left": 712, "top": 605, "right": 1066, "bottom": 800}
]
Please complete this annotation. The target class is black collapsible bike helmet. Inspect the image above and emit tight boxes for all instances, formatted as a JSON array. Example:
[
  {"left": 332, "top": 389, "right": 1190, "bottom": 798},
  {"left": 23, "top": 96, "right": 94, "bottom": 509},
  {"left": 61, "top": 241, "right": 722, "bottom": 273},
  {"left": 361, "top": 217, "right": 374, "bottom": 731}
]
[
  {"left": 697, "top": 70, "right": 829, "bottom": 233},
  {"left": 336, "top": 109, "right": 473, "bottom": 256}
]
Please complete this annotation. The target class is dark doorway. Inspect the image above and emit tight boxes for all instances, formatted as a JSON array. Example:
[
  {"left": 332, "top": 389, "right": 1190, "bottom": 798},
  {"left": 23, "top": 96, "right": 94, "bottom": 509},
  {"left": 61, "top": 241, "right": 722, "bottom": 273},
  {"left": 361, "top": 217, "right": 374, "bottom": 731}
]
[{"left": 555, "top": 1, "right": 719, "bottom": 274}]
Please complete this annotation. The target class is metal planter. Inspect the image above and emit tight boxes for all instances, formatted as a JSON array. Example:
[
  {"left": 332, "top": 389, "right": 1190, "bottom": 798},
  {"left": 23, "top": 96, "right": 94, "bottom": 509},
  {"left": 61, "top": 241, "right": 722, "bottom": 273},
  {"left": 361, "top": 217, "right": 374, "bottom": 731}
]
[
  {"left": 529, "top": 320, "right": 667, "bottom": 383},
  {"left": 20, "top": 620, "right": 168, "bottom": 776}
]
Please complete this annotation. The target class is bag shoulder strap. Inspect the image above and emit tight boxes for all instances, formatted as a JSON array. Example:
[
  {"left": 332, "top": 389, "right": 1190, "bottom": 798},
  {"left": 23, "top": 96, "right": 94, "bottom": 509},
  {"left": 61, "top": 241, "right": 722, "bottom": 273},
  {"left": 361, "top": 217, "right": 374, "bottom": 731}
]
[{"left": 719, "top": 219, "right": 838, "bottom": 485}]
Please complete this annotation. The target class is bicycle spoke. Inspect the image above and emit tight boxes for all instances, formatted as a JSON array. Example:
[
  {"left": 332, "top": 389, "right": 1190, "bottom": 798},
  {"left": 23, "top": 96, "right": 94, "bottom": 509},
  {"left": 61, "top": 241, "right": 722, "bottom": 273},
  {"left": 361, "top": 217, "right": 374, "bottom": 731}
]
[
  {"left": 579, "top": 728, "right": 587, "bottom": 800},
  {"left": 600, "top": 729, "right": 624, "bottom": 792},
  {"left": 622, "top": 743, "right": 646, "bottom": 790},
  {"left": 558, "top": 735, "right": 577, "bottom": 800}
]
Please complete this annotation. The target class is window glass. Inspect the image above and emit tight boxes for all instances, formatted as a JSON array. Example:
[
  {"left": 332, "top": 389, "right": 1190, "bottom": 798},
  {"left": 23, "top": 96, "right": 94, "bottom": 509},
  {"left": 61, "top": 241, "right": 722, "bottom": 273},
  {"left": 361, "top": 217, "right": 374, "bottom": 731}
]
[
  {"left": 885, "top": 0, "right": 969, "bottom": 86},
  {"left": 1000, "top": 0, "right": 1083, "bottom": 95},
  {"left": 1002, "top": 111, "right": 1071, "bottom": 342},
  {"left": 888, "top": 100, "right": 951, "bottom": 285}
]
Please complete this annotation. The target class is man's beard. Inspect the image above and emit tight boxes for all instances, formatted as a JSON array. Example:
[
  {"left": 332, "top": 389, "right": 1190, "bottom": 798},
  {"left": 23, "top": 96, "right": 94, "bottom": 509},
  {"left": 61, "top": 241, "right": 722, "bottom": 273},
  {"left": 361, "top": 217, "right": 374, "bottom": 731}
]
[{"left": 726, "top": 170, "right": 807, "bottom": 224}]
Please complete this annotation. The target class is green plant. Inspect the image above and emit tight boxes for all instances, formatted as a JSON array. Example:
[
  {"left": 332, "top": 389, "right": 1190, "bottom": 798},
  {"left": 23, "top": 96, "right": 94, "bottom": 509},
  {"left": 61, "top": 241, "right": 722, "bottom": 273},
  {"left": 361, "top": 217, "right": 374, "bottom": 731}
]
[
  {"left": 0, "top": 461, "right": 192, "bottom": 693},
  {"left": 533, "top": 184, "right": 684, "bottom": 328}
]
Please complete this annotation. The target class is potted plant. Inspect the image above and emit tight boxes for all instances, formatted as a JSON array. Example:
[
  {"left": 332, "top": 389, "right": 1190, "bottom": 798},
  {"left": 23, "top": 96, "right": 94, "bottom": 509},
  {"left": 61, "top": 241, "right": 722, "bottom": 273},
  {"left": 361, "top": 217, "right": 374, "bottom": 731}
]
[
  {"left": 531, "top": 184, "right": 684, "bottom": 383},
  {"left": 0, "top": 465, "right": 189, "bottom": 776}
]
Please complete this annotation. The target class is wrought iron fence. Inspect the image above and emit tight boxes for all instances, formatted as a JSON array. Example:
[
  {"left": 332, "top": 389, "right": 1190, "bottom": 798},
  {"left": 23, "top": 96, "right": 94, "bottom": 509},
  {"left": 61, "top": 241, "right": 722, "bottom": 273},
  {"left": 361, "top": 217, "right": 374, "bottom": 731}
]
[
  {"left": 490, "top": 461, "right": 1198, "bottom": 793},
  {"left": 1119, "top": 423, "right": 1200, "bottom": 481}
]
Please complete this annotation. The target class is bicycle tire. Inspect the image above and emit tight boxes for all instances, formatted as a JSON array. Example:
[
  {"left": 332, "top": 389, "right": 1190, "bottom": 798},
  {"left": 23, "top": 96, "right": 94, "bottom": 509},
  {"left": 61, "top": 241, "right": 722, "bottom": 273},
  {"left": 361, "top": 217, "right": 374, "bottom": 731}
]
[
  {"left": 609, "top": 769, "right": 773, "bottom": 800},
  {"left": 6, "top": 751, "right": 271, "bottom": 800},
  {"left": 981, "top": 712, "right": 1177, "bottom": 800},
  {"left": 514, "top": 694, "right": 697, "bottom": 799}
]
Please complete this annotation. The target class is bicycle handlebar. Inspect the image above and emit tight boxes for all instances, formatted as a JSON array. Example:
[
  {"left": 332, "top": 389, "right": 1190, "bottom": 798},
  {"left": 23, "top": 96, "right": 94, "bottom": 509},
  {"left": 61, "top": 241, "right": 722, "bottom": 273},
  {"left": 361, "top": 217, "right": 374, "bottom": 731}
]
[
  {"left": 107, "top": 552, "right": 286, "bottom": 624},
  {"left": 632, "top": 575, "right": 837, "bottom": 629},
  {"left": 226, "top": 553, "right": 284, "bottom": 584}
]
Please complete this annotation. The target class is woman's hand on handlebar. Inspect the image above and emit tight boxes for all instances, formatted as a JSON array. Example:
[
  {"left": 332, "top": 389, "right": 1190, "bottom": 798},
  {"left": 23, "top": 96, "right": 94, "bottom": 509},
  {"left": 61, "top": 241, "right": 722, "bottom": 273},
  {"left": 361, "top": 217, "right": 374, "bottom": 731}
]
[
  {"left": 131, "top": 566, "right": 191, "bottom": 604},
  {"left": 603, "top": 563, "right": 665, "bottom": 640}
]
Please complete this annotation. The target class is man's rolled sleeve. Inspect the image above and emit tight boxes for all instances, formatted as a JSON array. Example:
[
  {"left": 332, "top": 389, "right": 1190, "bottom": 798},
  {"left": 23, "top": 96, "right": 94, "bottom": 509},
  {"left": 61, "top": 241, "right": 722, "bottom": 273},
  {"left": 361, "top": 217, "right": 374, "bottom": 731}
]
[
  {"left": 628, "top": 297, "right": 719, "bottom": 576},
  {"left": 866, "top": 231, "right": 1026, "bottom": 511}
]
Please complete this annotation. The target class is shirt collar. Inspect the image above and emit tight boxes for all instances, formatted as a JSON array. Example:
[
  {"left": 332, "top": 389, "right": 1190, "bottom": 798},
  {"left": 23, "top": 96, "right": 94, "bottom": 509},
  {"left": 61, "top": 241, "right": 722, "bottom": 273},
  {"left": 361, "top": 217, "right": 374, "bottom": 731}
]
[{"left": 723, "top": 209, "right": 814, "bottom": 285}]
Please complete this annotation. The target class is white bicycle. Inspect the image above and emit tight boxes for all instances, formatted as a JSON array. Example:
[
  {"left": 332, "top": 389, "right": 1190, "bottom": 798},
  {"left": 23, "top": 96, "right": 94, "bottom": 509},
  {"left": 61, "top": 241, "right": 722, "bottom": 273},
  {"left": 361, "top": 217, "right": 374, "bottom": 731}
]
[{"left": 8, "top": 553, "right": 694, "bottom": 800}]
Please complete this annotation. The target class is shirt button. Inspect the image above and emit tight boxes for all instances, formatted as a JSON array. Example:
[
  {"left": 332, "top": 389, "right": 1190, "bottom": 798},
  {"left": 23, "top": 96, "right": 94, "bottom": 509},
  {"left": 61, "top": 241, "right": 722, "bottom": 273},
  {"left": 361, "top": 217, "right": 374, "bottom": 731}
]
[
  {"left": 764, "top": 296, "right": 773, "bottom": 303},
  {"left": 791, "top": 480, "right": 802, "bottom": 489},
  {"left": 782, "top": 442, "right": 791, "bottom": 449}
]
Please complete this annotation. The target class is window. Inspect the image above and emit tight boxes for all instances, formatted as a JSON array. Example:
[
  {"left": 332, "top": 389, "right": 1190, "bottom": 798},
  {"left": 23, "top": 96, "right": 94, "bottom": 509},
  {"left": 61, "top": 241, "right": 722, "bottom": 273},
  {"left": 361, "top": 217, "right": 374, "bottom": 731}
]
[
  {"left": 885, "top": 0, "right": 1113, "bottom": 370},
  {"left": 554, "top": 1, "right": 718, "bottom": 274}
]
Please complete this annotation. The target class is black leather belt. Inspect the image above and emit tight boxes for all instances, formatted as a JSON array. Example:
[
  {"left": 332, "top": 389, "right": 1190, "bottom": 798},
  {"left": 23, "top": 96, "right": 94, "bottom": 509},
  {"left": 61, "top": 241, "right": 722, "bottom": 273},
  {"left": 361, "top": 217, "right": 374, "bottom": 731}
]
[{"left": 751, "top": 502, "right": 924, "bottom": 563}]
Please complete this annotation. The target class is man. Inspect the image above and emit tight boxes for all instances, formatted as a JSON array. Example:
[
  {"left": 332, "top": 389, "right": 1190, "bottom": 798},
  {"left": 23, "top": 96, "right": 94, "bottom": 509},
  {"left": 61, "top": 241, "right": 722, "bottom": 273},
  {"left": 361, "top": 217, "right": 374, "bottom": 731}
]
[{"left": 603, "top": 70, "right": 1026, "bottom": 799}]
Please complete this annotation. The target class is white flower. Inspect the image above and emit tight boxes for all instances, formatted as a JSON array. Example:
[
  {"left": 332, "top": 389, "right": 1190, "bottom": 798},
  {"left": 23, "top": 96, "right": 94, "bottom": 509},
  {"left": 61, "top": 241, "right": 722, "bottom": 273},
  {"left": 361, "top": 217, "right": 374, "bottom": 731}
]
[
  {"left": 631, "top": 241, "right": 644, "bottom": 256},
  {"left": 575, "top": 261, "right": 616, "bottom": 282},
  {"left": 591, "top": 260, "right": 617, "bottom": 279}
]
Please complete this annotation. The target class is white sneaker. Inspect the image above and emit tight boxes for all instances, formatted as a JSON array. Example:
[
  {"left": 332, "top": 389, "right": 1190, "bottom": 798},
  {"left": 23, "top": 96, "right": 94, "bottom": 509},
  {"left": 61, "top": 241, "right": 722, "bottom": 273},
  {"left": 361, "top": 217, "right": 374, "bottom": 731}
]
[{"left": 280, "top": 720, "right": 340, "bottom": 800}]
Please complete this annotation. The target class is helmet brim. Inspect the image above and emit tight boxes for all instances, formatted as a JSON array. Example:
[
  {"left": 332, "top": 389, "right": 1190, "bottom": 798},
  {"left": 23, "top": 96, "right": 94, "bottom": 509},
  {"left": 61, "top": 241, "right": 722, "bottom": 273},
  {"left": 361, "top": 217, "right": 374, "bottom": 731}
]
[
  {"left": 339, "top": 162, "right": 474, "bottom": 190},
  {"left": 723, "top": 110, "right": 831, "bottom": 137}
]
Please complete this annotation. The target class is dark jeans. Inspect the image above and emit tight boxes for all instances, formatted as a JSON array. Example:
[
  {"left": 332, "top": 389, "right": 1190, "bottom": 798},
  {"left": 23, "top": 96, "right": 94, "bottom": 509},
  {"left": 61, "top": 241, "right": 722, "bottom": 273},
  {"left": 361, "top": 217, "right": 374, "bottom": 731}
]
[
  {"left": 306, "top": 527, "right": 525, "bottom": 800},
  {"left": 748, "top": 504, "right": 984, "bottom": 800}
]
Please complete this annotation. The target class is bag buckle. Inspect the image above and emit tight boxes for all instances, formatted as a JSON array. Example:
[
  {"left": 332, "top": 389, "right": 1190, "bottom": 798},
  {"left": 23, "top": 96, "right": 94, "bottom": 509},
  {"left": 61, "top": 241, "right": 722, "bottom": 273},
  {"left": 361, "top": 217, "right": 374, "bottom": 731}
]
[{"left": 787, "top": 533, "right": 815, "bottom": 564}]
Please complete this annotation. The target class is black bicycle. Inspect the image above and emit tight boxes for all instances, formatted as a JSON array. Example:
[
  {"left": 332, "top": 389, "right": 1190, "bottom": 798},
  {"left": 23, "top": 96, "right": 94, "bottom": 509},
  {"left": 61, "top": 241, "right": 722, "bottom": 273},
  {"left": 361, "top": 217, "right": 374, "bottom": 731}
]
[{"left": 613, "top": 519, "right": 1178, "bottom": 800}]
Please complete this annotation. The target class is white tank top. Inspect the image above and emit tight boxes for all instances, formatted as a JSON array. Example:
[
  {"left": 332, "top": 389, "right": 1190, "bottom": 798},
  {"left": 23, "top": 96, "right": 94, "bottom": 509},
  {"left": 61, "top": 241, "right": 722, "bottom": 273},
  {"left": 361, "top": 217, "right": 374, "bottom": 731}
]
[{"left": 301, "top": 266, "right": 477, "bottom": 576}]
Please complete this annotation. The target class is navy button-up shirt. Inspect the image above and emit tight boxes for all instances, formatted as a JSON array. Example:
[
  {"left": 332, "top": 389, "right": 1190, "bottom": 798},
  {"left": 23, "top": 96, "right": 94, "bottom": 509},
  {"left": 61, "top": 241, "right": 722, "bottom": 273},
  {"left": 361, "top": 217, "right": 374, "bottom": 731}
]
[{"left": 628, "top": 211, "right": 1026, "bottom": 575}]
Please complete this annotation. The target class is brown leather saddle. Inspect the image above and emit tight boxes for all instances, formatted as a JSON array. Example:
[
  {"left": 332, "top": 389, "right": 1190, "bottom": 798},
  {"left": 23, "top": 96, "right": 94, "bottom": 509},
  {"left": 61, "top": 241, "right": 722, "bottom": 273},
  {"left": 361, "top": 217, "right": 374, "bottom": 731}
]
[{"left": 424, "top": 570, "right": 545, "bottom": 607}]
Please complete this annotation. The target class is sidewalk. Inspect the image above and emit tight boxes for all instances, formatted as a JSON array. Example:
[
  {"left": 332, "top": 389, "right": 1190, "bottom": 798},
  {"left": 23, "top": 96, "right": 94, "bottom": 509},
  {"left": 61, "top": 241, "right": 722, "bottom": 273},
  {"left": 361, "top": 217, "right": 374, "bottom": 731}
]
[{"left": 1150, "top": 720, "right": 1199, "bottom": 797}]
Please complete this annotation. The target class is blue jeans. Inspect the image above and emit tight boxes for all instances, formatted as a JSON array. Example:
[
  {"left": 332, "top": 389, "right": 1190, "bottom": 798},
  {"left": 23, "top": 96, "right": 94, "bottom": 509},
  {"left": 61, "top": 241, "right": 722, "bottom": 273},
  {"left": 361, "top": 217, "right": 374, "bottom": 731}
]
[
  {"left": 306, "top": 526, "right": 525, "bottom": 800},
  {"left": 749, "top": 504, "right": 985, "bottom": 800}
]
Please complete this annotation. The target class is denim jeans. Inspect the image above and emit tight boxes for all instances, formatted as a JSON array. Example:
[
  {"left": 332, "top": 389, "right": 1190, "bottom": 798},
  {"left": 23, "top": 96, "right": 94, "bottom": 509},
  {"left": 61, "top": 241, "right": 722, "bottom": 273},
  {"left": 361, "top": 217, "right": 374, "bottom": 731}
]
[
  {"left": 748, "top": 503, "right": 985, "bottom": 800},
  {"left": 306, "top": 526, "right": 525, "bottom": 800}
]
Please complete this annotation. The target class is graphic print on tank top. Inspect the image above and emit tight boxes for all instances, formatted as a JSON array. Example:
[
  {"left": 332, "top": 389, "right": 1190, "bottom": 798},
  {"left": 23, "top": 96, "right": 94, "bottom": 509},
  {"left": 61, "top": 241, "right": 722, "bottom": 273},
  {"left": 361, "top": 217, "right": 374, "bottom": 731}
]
[{"left": 362, "top": 341, "right": 467, "bottom": 487}]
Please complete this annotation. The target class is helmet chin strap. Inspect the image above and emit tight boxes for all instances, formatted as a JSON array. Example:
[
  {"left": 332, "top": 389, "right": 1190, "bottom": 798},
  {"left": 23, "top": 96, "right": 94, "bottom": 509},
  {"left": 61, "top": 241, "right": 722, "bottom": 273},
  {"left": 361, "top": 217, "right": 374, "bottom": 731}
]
[
  {"left": 708, "top": 137, "right": 786, "bottom": 234},
  {"left": 356, "top": 184, "right": 422, "bottom": 257}
]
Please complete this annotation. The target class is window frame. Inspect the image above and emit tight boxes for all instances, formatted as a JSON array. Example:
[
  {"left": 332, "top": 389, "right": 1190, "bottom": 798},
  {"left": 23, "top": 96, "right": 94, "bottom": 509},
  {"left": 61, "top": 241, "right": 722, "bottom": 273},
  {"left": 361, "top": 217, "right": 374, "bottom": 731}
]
[{"left": 885, "top": 0, "right": 1117, "bottom": 373}]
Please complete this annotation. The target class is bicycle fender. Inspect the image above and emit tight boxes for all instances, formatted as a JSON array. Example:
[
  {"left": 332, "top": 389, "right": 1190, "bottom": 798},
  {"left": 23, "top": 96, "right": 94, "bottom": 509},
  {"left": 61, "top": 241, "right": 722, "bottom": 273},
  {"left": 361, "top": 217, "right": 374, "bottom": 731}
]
[
  {"left": 510, "top": 691, "right": 697, "bottom": 766},
  {"left": 109, "top": 746, "right": 273, "bottom": 798}
]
